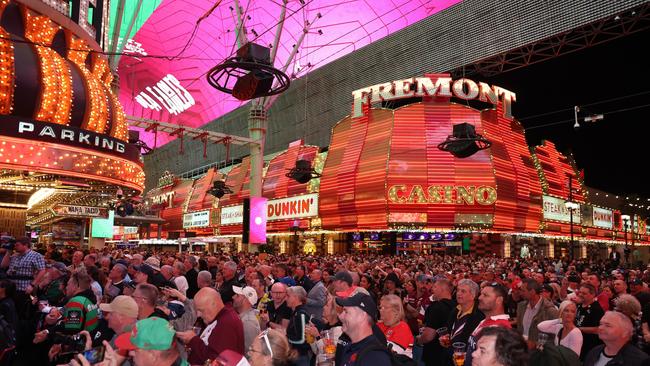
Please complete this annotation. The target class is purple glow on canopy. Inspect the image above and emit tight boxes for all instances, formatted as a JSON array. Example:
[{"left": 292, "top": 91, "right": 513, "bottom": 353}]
[
  {"left": 249, "top": 196, "right": 268, "bottom": 244},
  {"left": 118, "top": 0, "right": 462, "bottom": 147}
]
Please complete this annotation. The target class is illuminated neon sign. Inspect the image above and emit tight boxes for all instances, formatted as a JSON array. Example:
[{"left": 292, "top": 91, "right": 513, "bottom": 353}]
[
  {"left": 387, "top": 185, "right": 497, "bottom": 205},
  {"left": 134, "top": 74, "right": 195, "bottom": 115},
  {"left": 352, "top": 76, "right": 516, "bottom": 119}
]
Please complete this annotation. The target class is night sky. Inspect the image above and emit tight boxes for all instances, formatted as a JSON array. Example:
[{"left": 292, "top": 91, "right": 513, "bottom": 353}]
[{"left": 484, "top": 28, "right": 650, "bottom": 197}]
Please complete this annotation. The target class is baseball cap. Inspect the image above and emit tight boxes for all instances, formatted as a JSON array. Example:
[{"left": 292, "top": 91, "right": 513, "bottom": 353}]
[
  {"left": 336, "top": 292, "right": 377, "bottom": 320},
  {"left": 115, "top": 317, "right": 176, "bottom": 351},
  {"left": 144, "top": 257, "right": 161, "bottom": 271},
  {"left": 631, "top": 278, "right": 644, "bottom": 286},
  {"left": 233, "top": 285, "right": 258, "bottom": 306},
  {"left": 568, "top": 275, "right": 581, "bottom": 283},
  {"left": 134, "top": 264, "right": 155, "bottom": 277},
  {"left": 333, "top": 271, "right": 353, "bottom": 286},
  {"left": 99, "top": 295, "right": 138, "bottom": 318},
  {"left": 47, "top": 262, "right": 68, "bottom": 273},
  {"left": 336, "top": 285, "right": 365, "bottom": 298}
]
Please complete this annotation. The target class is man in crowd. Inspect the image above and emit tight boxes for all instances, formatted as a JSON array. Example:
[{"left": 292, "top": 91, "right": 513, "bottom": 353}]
[
  {"left": 133, "top": 283, "right": 168, "bottom": 319},
  {"left": 418, "top": 277, "right": 455, "bottom": 366},
  {"left": 584, "top": 311, "right": 649, "bottom": 366},
  {"left": 294, "top": 265, "right": 314, "bottom": 292},
  {"left": 336, "top": 292, "right": 391, "bottom": 366},
  {"left": 515, "top": 278, "right": 558, "bottom": 346},
  {"left": 305, "top": 269, "right": 327, "bottom": 320},
  {"left": 465, "top": 283, "right": 511, "bottom": 366},
  {"left": 104, "top": 263, "right": 128, "bottom": 302},
  {"left": 1, "top": 236, "right": 46, "bottom": 313},
  {"left": 588, "top": 274, "right": 610, "bottom": 311},
  {"left": 115, "top": 317, "right": 188, "bottom": 366},
  {"left": 67, "top": 250, "right": 85, "bottom": 272},
  {"left": 100, "top": 295, "right": 138, "bottom": 346},
  {"left": 219, "top": 261, "right": 240, "bottom": 305},
  {"left": 576, "top": 283, "right": 605, "bottom": 360},
  {"left": 263, "top": 282, "right": 291, "bottom": 330},
  {"left": 184, "top": 256, "right": 199, "bottom": 299},
  {"left": 232, "top": 285, "right": 260, "bottom": 350},
  {"left": 198, "top": 270, "right": 213, "bottom": 289},
  {"left": 176, "top": 288, "right": 244, "bottom": 365}
]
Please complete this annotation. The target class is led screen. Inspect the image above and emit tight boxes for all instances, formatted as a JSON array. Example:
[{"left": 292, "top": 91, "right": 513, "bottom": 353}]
[{"left": 91, "top": 210, "right": 115, "bottom": 238}]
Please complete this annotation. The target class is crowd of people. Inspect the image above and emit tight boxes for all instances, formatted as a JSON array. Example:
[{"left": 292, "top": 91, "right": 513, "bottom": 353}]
[{"left": 1, "top": 234, "right": 650, "bottom": 366}]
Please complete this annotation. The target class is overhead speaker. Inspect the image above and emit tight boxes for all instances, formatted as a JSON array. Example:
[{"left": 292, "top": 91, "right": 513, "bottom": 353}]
[
  {"left": 207, "top": 43, "right": 290, "bottom": 101},
  {"left": 437, "top": 123, "right": 491, "bottom": 158},
  {"left": 286, "top": 159, "right": 321, "bottom": 184}
]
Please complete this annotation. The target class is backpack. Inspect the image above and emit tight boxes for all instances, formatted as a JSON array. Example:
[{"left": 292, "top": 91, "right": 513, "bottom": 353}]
[{"left": 356, "top": 341, "right": 417, "bottom": 366}]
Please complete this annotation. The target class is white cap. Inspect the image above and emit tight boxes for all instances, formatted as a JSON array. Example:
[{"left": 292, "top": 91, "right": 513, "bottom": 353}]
[{"left": 233, "top": 286, "right": 258, "bottom": 306}]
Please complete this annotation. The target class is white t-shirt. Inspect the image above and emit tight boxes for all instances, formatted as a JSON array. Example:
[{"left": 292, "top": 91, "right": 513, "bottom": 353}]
[
  {"left": 593, "top": 350, "right": 614, "bottom": 366},
  {"left": 537, "top": 318, "right": 583, "bottom": 357},
  {"left": 174, "top": 275, "right": 189, "bottom": 296}
]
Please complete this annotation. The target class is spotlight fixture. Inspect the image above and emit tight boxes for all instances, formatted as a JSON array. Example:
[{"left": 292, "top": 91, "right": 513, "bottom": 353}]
[
  {"left": 128, "top": 130, "right": 153, "bottom": 155},
  {"left": 437, "top": 123, "right": 491, "bottom": 158},
  {"left": 207, "top": 43, "right": 290, "bottom": 101},
  {"left": 286, "top": 159, "right": 321, "bottom": 184},
  {"left": 208, "top": 180, "right": 233, "bottom": 198}
]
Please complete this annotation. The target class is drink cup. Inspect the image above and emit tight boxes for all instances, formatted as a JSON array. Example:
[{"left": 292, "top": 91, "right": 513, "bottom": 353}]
[
  {"left": 437, "top": 327, "right": 451, "bottom": 347},
  {"left": 452, "top": 342, "right": 466, "bottom": 366}
]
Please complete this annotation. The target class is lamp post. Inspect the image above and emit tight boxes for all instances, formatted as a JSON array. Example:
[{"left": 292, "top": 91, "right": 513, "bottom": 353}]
[
  {"left": 621, "top": 214, "right": 630, "bottom": 264},
  {"left": 564, "top": 176, "right": 579, "bottom": 261}
]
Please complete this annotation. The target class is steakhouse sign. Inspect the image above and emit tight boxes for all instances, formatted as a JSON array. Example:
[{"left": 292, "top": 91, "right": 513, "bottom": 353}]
[
  {"left": 352, "top": 75, "right": 516, "bottom": 119},
  {"left": 220, "top": 193, "right": 318, "bottom": 225}
]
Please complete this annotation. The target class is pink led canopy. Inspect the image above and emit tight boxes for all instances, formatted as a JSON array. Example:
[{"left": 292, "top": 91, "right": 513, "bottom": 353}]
[{"left": 118, "top": 0, "right": 462, "bottom": 146}]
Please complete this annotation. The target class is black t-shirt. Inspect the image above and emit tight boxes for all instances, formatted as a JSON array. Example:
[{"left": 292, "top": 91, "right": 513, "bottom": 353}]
[
  {"left": 576, "top": 300, "right": 604, "bottom": 360},
  {"left": 268, "top": 300, "right": 292, "bottom": 325},
  {"left": 422, "top": 298, "right": 455, "bottom": 365},
  {"left": 339, "top": 335, "right": 391, "bottom": 366},
  {"left": 219, "top": 277, "right": 241, "bottom": 305},
  {"left": 185, "top": 269, "right": 199, "bottom": 299}
]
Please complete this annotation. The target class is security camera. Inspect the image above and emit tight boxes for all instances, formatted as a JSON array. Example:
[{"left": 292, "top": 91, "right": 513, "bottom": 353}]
[{"left": 573, "top": 121, "right": 580, "bottom": 131}]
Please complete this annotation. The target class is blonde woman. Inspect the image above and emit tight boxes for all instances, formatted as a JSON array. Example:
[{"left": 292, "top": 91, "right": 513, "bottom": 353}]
[
  {"left": 247, "top": 329, "right": 298, "bottom": 366},
  {"left": 378, "top": 294, "right": 414, "bottom": 357},
  {"left": 536, "top": 300, "right": 582, "bottom": 356},
  {"left": 305, "top": 294, "right": 343, "bottom": 357}
]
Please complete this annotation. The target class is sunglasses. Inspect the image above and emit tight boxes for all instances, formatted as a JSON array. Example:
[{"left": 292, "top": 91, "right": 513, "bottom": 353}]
[{"left": 257, "top": 329, "right": 273, "bottom": 358}]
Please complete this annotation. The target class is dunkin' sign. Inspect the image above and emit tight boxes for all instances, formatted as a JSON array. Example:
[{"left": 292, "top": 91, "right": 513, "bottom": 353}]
[{"left": 220, "top": 193, "right": 318, "bottom": 225}]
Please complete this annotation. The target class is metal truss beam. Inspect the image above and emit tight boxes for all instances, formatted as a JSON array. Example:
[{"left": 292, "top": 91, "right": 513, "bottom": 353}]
[
  {"left": 125, "top": 116, "right": 257, "bottom": 146},
  {"left": 451, "top": 3, "right": 650, "bottom": 78}
]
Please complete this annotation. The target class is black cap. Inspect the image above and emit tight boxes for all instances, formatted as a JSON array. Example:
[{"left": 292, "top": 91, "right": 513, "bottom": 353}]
[
  {"left": 336, "top": 292, "right": 377, "bottom": 320},
  {"left": 631, "top": 279, "right": 644, "bottom": 286},
  {"left": 568, "top": 275, "right": 581, "bottom": 283},
  {"left": 334, "top": 271, "right": 353, "bottom": 286},
  {"left": 134, "top": 264, "right": 154, "bottom": 277}
]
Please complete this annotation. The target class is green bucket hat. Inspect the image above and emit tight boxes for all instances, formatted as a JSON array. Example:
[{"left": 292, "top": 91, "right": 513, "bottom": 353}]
[{"left": 115, "top": 317, "right": 176, "bottom": 351}]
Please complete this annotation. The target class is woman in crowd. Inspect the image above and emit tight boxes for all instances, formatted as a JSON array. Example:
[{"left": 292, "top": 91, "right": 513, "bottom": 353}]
[
  {"left": 306, "top": 294, "right": 343, "bottom": 358},
  {"left": 378, "top": 294, "right": 414, "bottom": 357},
  {"left": 402, "top": 279, "right": 420, "bottom": 335},
  {"left": 536, "top": 300, "right": 583, "bottom": 356},
  {"left": 359, "top": 274, "right": 379, "bottom": 305},
  {"left": 247, "top": 329, "right": 298, "bottom": 366}
]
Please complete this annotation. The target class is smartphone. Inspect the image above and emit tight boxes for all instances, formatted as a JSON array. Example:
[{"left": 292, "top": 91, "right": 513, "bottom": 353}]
[{"left": 81, "top": 346, "right": 105, "bottom": 364}]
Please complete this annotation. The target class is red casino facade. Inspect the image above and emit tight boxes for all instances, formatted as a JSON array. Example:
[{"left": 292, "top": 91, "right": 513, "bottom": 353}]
[{"left": 145, "top": 74, "right": 647, "bottom": 258}]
